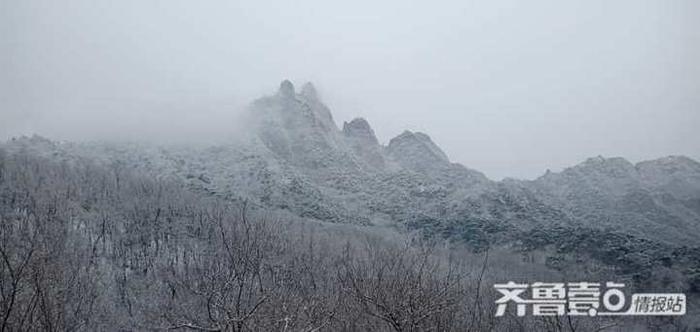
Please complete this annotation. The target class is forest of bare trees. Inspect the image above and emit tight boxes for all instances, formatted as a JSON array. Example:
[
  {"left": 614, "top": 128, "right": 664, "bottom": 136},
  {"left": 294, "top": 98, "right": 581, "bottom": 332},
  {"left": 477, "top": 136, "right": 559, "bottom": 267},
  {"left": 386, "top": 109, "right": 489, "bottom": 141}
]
[{"left": 0, "top": 149, "right": 694, "bottom": 331}]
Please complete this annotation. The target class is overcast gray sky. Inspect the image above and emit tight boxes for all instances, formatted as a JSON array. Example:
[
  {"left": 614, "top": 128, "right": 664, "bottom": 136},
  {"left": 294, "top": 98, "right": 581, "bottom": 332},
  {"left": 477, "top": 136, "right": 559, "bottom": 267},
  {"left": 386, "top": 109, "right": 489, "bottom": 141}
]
[{"left": 1, "top": 0, "right": 698, "bottom": 179}]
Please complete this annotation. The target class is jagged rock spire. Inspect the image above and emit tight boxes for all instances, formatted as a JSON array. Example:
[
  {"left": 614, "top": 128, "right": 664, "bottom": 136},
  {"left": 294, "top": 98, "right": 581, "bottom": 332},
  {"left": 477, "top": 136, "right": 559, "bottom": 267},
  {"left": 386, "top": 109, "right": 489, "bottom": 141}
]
[{"left": 278, "top": 79, "right": 295, "bottom": 98}]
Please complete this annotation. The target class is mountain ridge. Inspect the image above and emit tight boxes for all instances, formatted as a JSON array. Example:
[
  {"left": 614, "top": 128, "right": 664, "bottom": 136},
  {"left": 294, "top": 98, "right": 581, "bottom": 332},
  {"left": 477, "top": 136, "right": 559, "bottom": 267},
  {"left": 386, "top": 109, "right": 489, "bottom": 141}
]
[{"left": 2, "top": 80, "right": 700, "bottom": 293}]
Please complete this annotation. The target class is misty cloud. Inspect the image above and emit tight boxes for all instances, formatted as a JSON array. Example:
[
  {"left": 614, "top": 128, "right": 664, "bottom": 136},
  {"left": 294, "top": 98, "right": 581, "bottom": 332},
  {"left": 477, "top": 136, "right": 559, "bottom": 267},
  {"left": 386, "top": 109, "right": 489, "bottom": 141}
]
[{"left": 1, "top": 0, "right": 698, "bottom": 179}]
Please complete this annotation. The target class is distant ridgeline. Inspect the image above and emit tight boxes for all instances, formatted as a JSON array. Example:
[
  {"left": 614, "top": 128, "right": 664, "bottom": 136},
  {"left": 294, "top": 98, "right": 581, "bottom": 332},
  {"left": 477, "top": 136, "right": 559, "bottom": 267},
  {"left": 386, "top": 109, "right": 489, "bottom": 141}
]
[{"left": 4, "top": 80, "right": 700, "bottom": 294}]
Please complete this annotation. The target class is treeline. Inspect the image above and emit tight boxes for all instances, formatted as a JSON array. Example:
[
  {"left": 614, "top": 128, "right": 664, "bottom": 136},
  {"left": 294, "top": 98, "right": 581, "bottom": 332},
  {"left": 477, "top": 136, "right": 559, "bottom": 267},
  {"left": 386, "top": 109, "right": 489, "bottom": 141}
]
[{"left": 0, "top": 149, "right": 693, "bottom": 331}]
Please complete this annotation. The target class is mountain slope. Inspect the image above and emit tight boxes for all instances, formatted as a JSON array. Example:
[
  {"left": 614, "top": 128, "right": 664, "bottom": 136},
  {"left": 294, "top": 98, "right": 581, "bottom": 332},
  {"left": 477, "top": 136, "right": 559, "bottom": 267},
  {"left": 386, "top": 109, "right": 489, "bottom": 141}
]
[
  {"left": 530, "top": 156, "right": 700, "bottom": 243},
  {"left": 3, "top": 80, "right": 700, "bottom": 294}
]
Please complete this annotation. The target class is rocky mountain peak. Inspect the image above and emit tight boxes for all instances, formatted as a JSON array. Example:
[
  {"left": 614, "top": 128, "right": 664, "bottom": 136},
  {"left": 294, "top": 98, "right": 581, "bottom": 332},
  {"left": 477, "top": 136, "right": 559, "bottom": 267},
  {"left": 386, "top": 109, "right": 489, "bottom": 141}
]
[
  {"left": 251, "top": 80, "right": 352, "bottom": 169},
  {"left": 253, "top": 80, "right": 335, "bottom": 129},
  {"left": 342, "top": 118, "right": 378, "bottom": 145},
  {"left": 574, "top": 156, "right": 636, "bottom": 177},
  {"left": 300, "top": 82, "right": 318, "bottom": 100},
  {"left": 278, "top": 79, "right": 295, "bottom": 99},
  {"left": 342, "top": 118, "right": 384, "bottom": 169},
  {"left": 637, "top": 155, "right": 700, "bottom": 174},
  {"left": 536, "top": 156, "right": 639, "bottom": 194},
  {"left": 389, "top": 131, "right": 448, "bottom": 160},
  {"left": 386, "top": 131, "right": 450, "bottom": 172},
  {"left": 635, "top": 156, "right": 700, "bottom": 198}
]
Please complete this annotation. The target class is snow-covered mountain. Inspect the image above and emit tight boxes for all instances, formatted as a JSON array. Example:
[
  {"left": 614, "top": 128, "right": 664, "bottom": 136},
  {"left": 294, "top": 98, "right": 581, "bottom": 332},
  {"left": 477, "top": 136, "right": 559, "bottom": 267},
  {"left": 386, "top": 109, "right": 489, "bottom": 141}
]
[
  {"left": 3, "top": 80, "right": 700, "bottom": 289},
  {"left": 530, "top": 155, "right": 700, "bottom": 243}
]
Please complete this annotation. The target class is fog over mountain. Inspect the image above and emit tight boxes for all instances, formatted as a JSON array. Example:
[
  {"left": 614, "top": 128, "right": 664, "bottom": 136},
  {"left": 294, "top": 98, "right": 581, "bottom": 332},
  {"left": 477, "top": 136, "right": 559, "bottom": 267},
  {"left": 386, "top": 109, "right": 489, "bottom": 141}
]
[
  {"left": 1, "top": 79, "right": 699, "bottom": 330},
  {"left": 2, "top": 0, "right": 699, "bottom": 179},
  {"left": 1, "top": 2, "right": 700, "bottom": 329}
]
